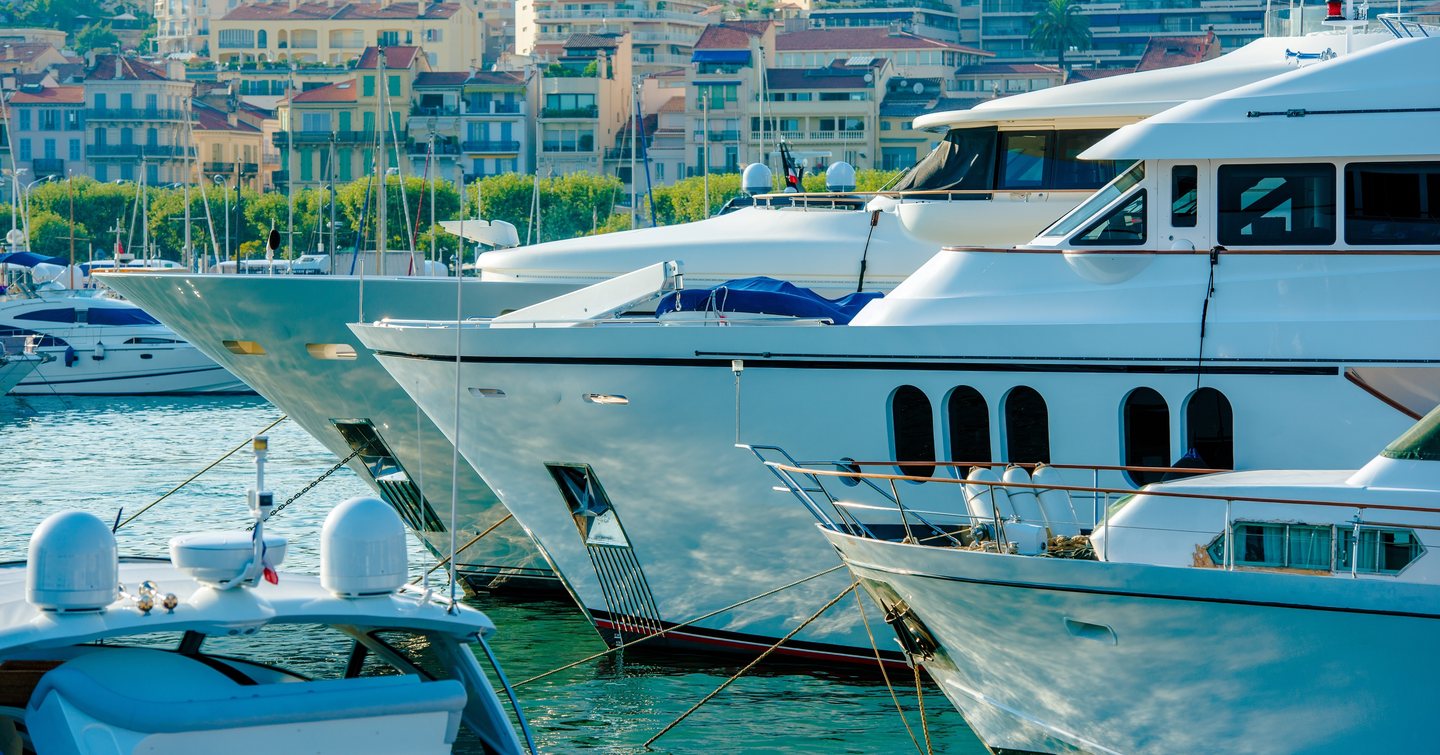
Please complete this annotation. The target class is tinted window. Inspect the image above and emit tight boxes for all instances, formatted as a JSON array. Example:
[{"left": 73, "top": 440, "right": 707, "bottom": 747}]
[
  {"left": 996, "top": 132, "right": 1048, "bottom": 190},
  {"left": 15, "top": 308, "right": 76, "bottom": 323},
  {"left": 1185, "top": 388, "right": 1233, "bottom": 470},
  {"left": 891, "top": 385, "right": 935, "bottom": 478},
  {"left": 1073, "top": 190, "right": 1147, "bottom": 246},
  {"left": 1218, "top": 164, "right": 1335, "bottom": 246},
  {"left": 1004, "top": 387, "right": 1049, "bottom": 464},
  {"left": 1171, "top": 165, "right": 1198, "bottom": 228},
  {"left": 1123, "top": 388, "right": 1170, "bottom": 486},
  {"left": 1050, "top": 130, "right": 1120, "bottom": 190},
  {"left": 946, "top": 386, "right": 990, "bottom": 464},
  {"left": 1043, "top": 161, "right": 1145, "bottom": 239},
  {"left": 1344, "top": 162, "right": 1440, "bottom": 245},
  {"left": 88, "top": 308, "right": 162, "bottom": 326}
]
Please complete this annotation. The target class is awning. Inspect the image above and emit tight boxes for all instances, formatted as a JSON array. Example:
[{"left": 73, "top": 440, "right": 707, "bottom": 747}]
[{"left": 691, "top": 50, "right": 751, "bottom": 64}]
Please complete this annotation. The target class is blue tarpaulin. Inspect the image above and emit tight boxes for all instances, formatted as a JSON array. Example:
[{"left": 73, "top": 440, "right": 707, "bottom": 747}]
[
  {"left": 691, "top": 50, "right": 751, "bottom": 64},
  {"left": 656, "top": 277, "right": 882, "bottom": 325},
  {"left": 0, "top": 252, "right": 66, "bottom": 267}
]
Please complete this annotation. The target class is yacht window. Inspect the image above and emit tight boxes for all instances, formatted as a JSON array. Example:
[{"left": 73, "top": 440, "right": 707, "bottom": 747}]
[
  {"left": 124, "top": 336, "right": 182, "bottom": 344},
  {"left": 1339, "top": 527, "right": 1423, "bottom": 574},
  {"left": 891, "top": 385, "right": 936, "bottom": 478},
  {"left": 15, "top": 308, "right": 76, "bottom": 323},
  {"left": 946, "top": 386, "right": 991, "bottom": 464},
  {"left": 1217, "top": 164, "right": 1335, "bottom": 246},
  {"left": 1004, "top": 386, "right": 1049, "bottom": 464},
  {"left": 0, "top": 326, "right": 67, "bottom": 348},
  {"left": 1122, "top": 388, "right": 1170, "bottom": 486},
  {"left": 88, "top": 308, "right": 161, "bottom": 326},
  {"left": 1073, "top": 190, "right": 1147, "bottom": 246},
  {"left": 1344, "top": 162, "right": 1440, "bottom": 245},
  {"left": 887, "top": 126, "right": 996, "bottom": 194},
  {"left": 1185, "top": 388, "right": 1233, "bottom": 469},
  {"left": 1042, "top": 161, "right": 1145, "bottom": 239},
  {"left": 1171, "top": 165, "right": 1198, "bottom": 228},
  {"left": 996, "top": 132, "right": 1048, "bottom": 190},
  {"left": 1050, "top": 130, "right": 1121, "bottom": 190}
]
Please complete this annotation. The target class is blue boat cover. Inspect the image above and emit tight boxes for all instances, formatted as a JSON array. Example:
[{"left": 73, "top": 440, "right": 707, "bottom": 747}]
[
  {"left": 656, "top": 277, "right": 882, "bottom": 325},
  {"left": 0, "top": 251, "right": 66, "bottom": 267}
]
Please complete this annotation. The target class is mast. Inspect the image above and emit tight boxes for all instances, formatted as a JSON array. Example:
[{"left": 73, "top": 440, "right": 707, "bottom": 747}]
[
  {"left": 375, "top": 47, "right": 388, "bottom": 276},
  {"left": 329, "top": 135, "right": 337, "bottom": 275},
  {"left": 756, "top": 43, "right": 765, "bottom": 167},
  {"left": 140, "top": 159, "right": 149, "bottom": 262},
  {"left": 67, "top": 173, "right": 75, "bottom": 288},
  {"left": 630, "top": 78, "right": 637, "bottom": 230},
  {"left": 183, "top": 100, "right": 192, "bottom": 271},
  {"left": 286, "top": 64, "right": 296, "bottom": 262},
  {"left": 702, "top": 88, "right": 710, "bottom": 218}
]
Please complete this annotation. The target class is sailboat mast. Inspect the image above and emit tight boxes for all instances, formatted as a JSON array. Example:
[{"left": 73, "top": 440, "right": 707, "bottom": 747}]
[
  {"left": 183, "top": 101, "right": 192, "bottom": 270},
  {"left": 376, "top": 48, "right": 388, "bottom": 276},
  {"left": 287, "top": 64, "right": 296, "bottom": 261}
]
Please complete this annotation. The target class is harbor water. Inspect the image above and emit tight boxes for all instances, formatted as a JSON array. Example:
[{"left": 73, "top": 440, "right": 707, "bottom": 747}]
[{"left": 1, "top": 395, "right": 983, "bottom": 753}]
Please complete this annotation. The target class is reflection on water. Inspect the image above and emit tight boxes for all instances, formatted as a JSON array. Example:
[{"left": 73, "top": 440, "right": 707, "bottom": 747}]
[{"left": 0, "top": 395, "right": 980, "bottom": 754}]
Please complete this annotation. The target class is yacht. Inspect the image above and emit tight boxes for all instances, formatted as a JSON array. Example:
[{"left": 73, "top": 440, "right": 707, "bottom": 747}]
[
  {"left": 0, "top": 340, "right": 44, "bottom": 394},
  {"left": 0, "top": 269, "right": 247, "bottom": 395},
  {"left": 0, "top": 438, "right": 532, "bottom": 754},
  {"left": 796, "top": 405, "right": 1440, "bottom": 753},
  {"left": 352, "top": 34, "right": 1440, "bottom": 662},
  {"left": 99, "top": 33, "right": 1368, "bottom": 594}
]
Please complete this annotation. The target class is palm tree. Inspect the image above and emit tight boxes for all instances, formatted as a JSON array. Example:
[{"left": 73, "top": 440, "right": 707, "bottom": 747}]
[{"left": 1029, "top": 0, "right": 1092, "bottom": 72}]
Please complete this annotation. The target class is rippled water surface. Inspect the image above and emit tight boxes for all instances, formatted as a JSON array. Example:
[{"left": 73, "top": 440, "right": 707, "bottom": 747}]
[{"left": 1, "top": 395, "right": 983, "bottom": 754}]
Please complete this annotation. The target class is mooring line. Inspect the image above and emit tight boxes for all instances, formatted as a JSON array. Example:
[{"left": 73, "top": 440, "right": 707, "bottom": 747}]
[
  {"left": 855, "top": 588, "right": 924, "bottom": 755},
  {"left": 515, "top": 563, "right": 847, "bottom": 689},
  {"left": 913, "top": 661, "right": 934, "bottom": 755},
  {"left": 642, "top": 580, "right": 859, "bottom": 750},
  {"left": 412, "top": 513, "right": 515, "bottom": 584},
  {"left": 116, "top": 414, "right": 287, "bottom": 531}
]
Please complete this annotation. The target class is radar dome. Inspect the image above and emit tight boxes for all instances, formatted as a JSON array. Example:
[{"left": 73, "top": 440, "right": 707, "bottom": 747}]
[
  {"left": 826, "top": 161, "right": 856, "bottom": 193},
  {"left": 741, "top": 163, "right": 773, "bottom": 196},
  {"left": 321, "top": 497, "right": 407, "bottom": 597},
  {"left": 28, "top": 511, "right": 119, "bottom": 612}
]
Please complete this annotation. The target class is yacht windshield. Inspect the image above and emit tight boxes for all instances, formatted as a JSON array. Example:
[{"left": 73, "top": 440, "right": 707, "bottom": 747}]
[
  {"left": 889, "top": 126, "right": 998, "bottom": 194},
  {"left": 1039, "top": 161, "right": 1145, "bottom": 240}
]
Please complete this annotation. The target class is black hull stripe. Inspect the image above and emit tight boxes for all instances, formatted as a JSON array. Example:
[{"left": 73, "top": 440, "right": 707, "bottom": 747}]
[
  {"left": 375, "top": 352, "right": 1345, "bottom": 376},
  {"left": 24, "top": 365, "right": 233, "bottom": 387},
  {"left": 587, "top": 608, "right": 906, "bottom": 663},
  {"left": 845, "top": 560, "right": 1440, "bottom": 620}
]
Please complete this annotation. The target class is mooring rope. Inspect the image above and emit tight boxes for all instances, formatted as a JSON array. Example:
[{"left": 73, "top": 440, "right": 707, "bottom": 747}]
[
  {"left": 913, "top": 661, "right": 934, "bottom": 755},
  {"left": 115, "top": 414, "right": 287, "bottom": 531},
  {"left": 855, "top": 588, "right": 924, "bottom": 755},
  {"left": 411, "top": 513, "right": 515, "bottom": 584},
  {"left": 515, "top": 563, "right": 847, "bottom": 689},
  {"left": 642, "top": 580, "right": 859, "bottom": 750}
]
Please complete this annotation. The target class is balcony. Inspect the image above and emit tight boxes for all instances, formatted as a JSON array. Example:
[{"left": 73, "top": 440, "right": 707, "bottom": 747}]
[
  {"left": 807, "top": 130, "right": 869, "bottom": 142},
  {"left": 87, "top": 144, "right": 186, "bottom": 158},
  {"left": 464, "top": 101, "right": 523, "bottom": 116},
  {"left": 407, "top": 140, "right": 462, "bottom": 155},
  {"left": 273, "top": 131, "right": 377, "bottom": 147},
  {"left": 461, "top": 140, "right": 521, "bottom": 153},
  {"left": 693, "top": 130, "right": 741, "bottom": 142},
  {"left": 89, "top": 107, "right": 186, "bottom": 122},
  {"left": 540, "top": 106, "right": 599, "bottom": 119},
  {"left": 203, "top": 161, "right": 260, "bottom": 175},
  {"left": 31, "top": 158, "right": 65, "bottom": 177},
  {"left": 412, "top": 105, "right": 461, "bottom": 117}
]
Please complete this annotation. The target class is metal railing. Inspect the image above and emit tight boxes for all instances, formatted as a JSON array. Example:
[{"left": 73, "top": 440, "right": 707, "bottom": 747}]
[
  {"left": 31, "top": 158, "right": 64, "bottom": 175},
  {"left": 1378, "top": 12, "right": 1440, "bottom": 37},
  {"left": 462, "top": 140, "right": 520, "bottom": 153},
  {"left": 89, "top": 107, "right": 186, "bottom": 121},
  {"left": 87, "top": 144, "right": 186, "bottom": 158},
  {"left": 540, "top": 105, "right": 599, "bottom": 119},
  {"left": 202, "top": 161, "right": 259, "bottom": 174}
]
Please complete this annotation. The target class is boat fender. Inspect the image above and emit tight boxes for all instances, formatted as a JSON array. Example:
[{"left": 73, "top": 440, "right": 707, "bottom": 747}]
[
  {"left": 64, "top": 346, "right": 77, "bottom": 367},
  {"left": 92, "top": 341, "right": 106, "bottom": 361}
]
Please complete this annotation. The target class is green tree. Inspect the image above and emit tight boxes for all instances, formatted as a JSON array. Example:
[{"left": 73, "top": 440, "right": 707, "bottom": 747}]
[
  {"left": 1029, "top": 0, "right": 1092, "bottom": 71},
  {"left": 74, "top": 22, "right": 119, "bottom": 53},
  {"left": 24, "top": 211, "right": 90, "bottom": 261}
]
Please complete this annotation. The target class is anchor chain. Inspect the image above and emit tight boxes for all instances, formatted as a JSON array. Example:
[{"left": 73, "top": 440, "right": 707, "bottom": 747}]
[{"left": 250, "top": 449, "right": 361, "bottom": 528}]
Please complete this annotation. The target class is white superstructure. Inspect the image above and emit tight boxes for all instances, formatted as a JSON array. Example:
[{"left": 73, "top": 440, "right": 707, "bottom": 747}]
[{"left": 353, "top": 35, "right": 1440, "bottom": 661}]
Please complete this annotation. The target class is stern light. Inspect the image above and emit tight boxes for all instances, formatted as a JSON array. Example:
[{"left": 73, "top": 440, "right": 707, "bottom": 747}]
[
  {"left": 321, "top": 496, "right": 407, "bottom": 597},
  {"left": 27, "top": 511, "right": 119, "bottom": 612}
]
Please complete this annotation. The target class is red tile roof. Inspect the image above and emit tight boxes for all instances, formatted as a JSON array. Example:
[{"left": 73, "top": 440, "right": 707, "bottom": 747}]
[
  {"left": 776, "top": 28, "right": 987, "bottom": 56},
  {"left": 8, "top": 84, "right": 83, "bottom": 104},
  {"left": 955, "top": 62, "right": 1061, "bottom": 76},
  {"left": 565, "top": 32, "right": 621, "bottom": 49},
  {"left": 222, "top": 1, "right": 457, "bottom": 21},
  {"left": 86, "top": 54, "right": 170, "bottom": 81},
  {"left": 192, "top": 101, "right": 262, "bottom": 132},
  {"left": 694, "top": 21, "right": 770, "bottom": 50},
  {"left": 1136, "top": 31, "right": 1220, "bottom": 72},
  {"left": 291, "top": 79, "right": 358, "bottom": 103},
  {"left": 0, "top": 42, "right": 62, "bottom": 65},
  {"left": 1066, "top": 67, "right": 1134, "bottom": 82},
  {"left": 658, "top": 95, "right": 685, "bottom": 113},
  {"left": 356, "top": 45, "right": 422, "bottom": 70},
  {"left": 766, "top": 60, "right": 886, "bottom": 90}
]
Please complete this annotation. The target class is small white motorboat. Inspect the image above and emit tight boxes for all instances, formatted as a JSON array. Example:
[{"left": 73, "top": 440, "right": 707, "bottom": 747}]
[{"left": 0, "top": 437, "right": 534, "bottom": 754}]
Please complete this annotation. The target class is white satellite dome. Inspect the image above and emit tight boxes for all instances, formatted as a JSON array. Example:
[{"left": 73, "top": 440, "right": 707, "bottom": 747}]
[
  {"left": 741, "top": 162, "right": 773, "bottom": 196},
  {"left": 826, "top": 161, "right": 857, "bottom": 193},
  {"left": 321, "top": 497, "right": 408, "bottom": 597},
  {"left": 27, "top": 511, "right": 119, "bottom": 612}
]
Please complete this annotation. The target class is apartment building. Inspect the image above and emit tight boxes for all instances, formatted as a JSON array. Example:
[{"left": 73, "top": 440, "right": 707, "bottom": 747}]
[
  {"left": 84, "top": 55, "right": 194, "bottom": 186},
  {"left": 275, "top": 46, "right": 431, "bottom": 189},
  {"left": 978, "top": 0, "right": 1263, "bottom": 68},
  {"left": 516, "top": 0, "right": 716, "bottom": 77},
  {"left": 405, "top": 69, "right": 530, "bottom": 181},
  {"left": 192, "top": 100, "right": 266, "bottom": 190},
  {"left": 534, "top": 33, "right": 632, "bottom": 178},
  {"left": 155, "top": 0, "right": 215, "bottom": 55},
  {"left": 775, "top": 26, "right": 990, "bottom": 79},
  {"left": 807, "top": 0, "right": 982, "bottom": 47},
  {"left": 7, "top": 84, "right": 86, "bottom": 182},
  {"left": 212, "top": 0, "right": 484, "bottom": 70},
  {"left": 761, "top": 58, "right": 893, "bottom": 170},
  {"left": 0, "top": 42, "right": 72, "bottom": 83},
  {"left": 685, "top": 21, "right": 773, "bottom": 176},
  {"left": 952, "top": 61, "right": 1061, "bottom": 94}
]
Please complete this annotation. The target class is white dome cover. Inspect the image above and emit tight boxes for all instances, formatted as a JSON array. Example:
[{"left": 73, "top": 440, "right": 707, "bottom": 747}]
[
  {"left": 28, "top": 511, "right": 119, "bottom": 612},
  {"left": 321, "top": 497, "right": 408, "bottom": 597}
]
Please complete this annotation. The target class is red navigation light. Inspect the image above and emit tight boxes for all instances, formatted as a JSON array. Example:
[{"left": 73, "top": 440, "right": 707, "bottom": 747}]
[{"left": 1325, "top": 0, "right": 1345, "bottom": 20}]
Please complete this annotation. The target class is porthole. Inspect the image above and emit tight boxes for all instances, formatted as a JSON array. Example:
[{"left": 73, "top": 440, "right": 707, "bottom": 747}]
[
  {"left": 946, "top": 386, "right": 990, "bottom": 465},
  {"left": 890, "top": 385, "right": 935, "bottom": 478},
  {"left": 222, "top": 339, "right": 266, "bottom": 356},
  {"left": 1185, "top": 388, "right": 1233, "bottom": 470},
  {"left": 1122, "top": 388, "right": 1170, "bottom": 486},
  {"left": 1004, "top": 386, "right": 1049, "bottom": 464}
]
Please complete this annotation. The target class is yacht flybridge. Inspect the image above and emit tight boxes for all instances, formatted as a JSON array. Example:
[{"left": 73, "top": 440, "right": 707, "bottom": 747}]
[
  {"left": 802, "top": 404, "right": 1440, "bottom": 753},
  {"left": 352, "top": 34, "right": 1440, "bottom": 662},
  {"left": 98, "top": 32, "right": 1368, "bottom": 594}
]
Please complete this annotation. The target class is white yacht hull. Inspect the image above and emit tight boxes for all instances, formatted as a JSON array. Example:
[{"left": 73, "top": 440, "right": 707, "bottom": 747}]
[
  {"left": 825, "top": 530, "right": 1440, "bottom": 754},
  {"left": 0, "top": 355, "right": 42, "bottom": 394},
  {"left": 357, "top": 251, "right": 1440, "bottom": 661},
  {"left": 96, "top": 274, "right": 578, "bottom": 591},
  {"left": 14, "top": 343, "right": 247, "bottom": 395}
]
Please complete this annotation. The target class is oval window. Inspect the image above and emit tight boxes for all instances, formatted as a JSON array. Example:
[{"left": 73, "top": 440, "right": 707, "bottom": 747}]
[{"left": 891, "top": 385, "right": 935, "bottom": 478}]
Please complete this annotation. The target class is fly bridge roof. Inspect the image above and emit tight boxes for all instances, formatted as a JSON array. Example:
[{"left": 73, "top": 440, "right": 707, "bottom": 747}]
[
  {"left": 1084, "top": 35, "right": 1439, "bottom": 160},
  {"left": 913, "top": 33, "right": 1395, "bottom": 132}
]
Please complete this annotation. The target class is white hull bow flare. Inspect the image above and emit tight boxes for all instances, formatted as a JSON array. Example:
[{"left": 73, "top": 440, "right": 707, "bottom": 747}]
[{"left": 353, "top": 34, "right": 1440, "bottom": 662}]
